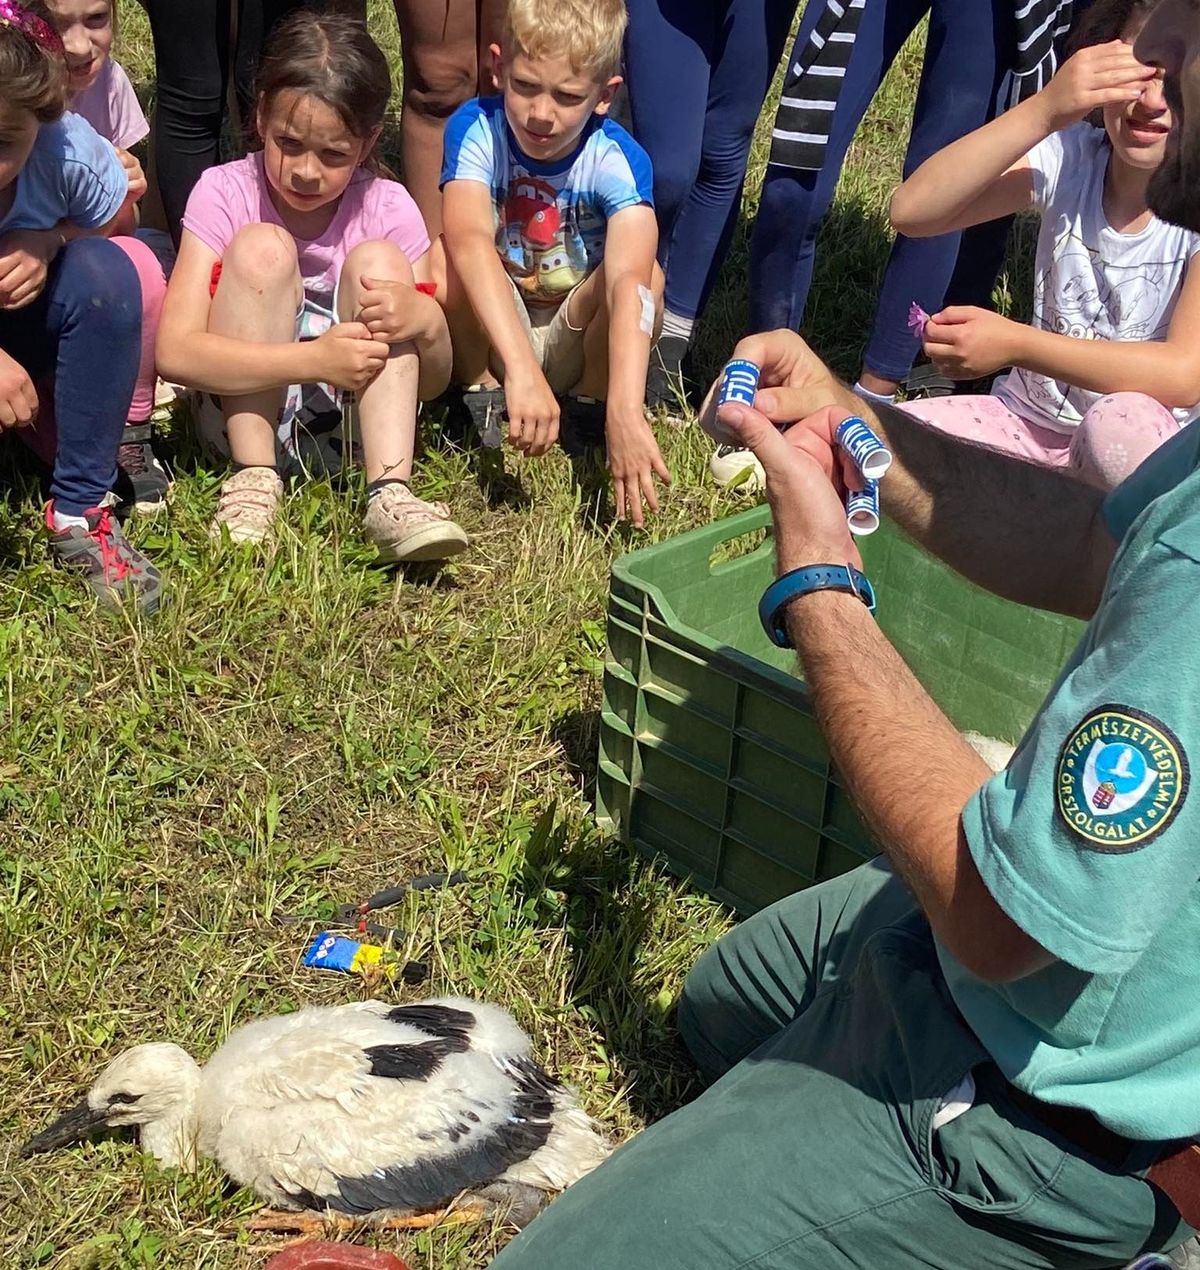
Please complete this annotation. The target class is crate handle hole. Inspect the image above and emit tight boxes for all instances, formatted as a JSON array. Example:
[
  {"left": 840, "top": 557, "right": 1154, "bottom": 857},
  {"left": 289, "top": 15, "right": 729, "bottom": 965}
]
[{"left": 709, "top": 527, "right": 771, "bottom": 573}]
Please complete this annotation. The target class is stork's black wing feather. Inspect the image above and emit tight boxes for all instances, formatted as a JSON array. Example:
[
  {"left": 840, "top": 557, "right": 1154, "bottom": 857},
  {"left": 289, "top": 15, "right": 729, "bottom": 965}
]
[
  {"left": 310, "top": 1056, "right": 559, "bottom": 1216},
  {"left": 384, "top": 1004, "right": 475, "bottom": 1042},
  {"left": 364, "top": 1034, "right": 471, "bottom": 1081}
]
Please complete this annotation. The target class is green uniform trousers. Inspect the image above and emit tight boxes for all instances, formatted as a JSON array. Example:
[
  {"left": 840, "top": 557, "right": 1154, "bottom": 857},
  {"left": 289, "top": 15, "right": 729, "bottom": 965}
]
[{"left": 493, "top": 860, "right": 1191, "bottom": 1269}]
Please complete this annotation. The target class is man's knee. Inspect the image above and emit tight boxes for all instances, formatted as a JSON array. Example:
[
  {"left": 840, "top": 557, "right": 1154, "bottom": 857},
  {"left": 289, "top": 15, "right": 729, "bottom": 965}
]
[{"left": 403, "top": 42, "right": 477, "bottom": 121}]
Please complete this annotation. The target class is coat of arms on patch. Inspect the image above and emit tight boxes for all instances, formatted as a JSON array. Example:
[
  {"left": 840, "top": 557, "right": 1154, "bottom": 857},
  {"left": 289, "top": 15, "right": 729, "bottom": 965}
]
[{"left": 1056, "top": 706, "right": 1188, "bottom": 851}]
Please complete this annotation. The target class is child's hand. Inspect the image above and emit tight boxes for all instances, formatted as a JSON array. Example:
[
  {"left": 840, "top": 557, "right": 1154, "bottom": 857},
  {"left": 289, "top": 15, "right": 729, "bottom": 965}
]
[
  {"left": 0, "top": 349, "right": 37, "bottom": 428},
  {"left": 117, "top": 148, "right": 147, "bottom": 203},
  {"left": 504, "top": 363, "right": 560, "bottom": 455},
  {"left": 1039, "top": 40, "right": 1156, "bottom": 132},
  {"left": 309, "top": 321, "right": 390, "bottom": 390},
  {"left": 357, "top": 274, "right": 435, "bottom": 346},
  {"left": 0, "top": 229, "right": 58, "bottom": 310},
  {"left": 923, "top": 306, "right": 1025, "bottom": 380},
  {"left": 606, "top": 406, "right": 672, "bottom": 527}
]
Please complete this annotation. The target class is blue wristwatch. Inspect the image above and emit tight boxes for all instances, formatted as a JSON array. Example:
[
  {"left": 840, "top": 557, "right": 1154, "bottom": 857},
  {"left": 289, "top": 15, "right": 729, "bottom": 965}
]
[{"left": 759, "top": 564, "right": 877, "bottom": 648}]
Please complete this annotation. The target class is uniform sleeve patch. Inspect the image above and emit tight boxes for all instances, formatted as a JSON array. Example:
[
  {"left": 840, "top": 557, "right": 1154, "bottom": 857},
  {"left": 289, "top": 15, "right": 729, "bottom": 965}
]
[{"left": 1056, "top": 705, "right": 1189, "bottom": 852}]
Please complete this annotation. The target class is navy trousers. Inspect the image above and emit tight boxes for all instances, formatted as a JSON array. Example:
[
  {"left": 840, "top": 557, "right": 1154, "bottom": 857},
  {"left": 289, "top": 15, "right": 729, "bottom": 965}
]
[
  {"left": 0, "top": 237, "right": 140, "bottom": 515},
  {"left": 624, "top": 0, "right": 800, "bottom": 323},
  {"left": 748, "top": 0, "right": 1015, "bottom": 381}
]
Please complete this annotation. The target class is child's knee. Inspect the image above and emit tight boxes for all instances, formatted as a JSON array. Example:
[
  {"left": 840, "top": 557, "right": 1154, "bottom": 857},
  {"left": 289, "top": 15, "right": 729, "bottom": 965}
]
[
  {"left": 342, "top": 239, "right": 415, "bottom": 289},
  {"left": 58, "top": 237, "right": 141, "bottom": 332},
  {"left": 222, "top": 223, "right": 299, "bottom": 287}
]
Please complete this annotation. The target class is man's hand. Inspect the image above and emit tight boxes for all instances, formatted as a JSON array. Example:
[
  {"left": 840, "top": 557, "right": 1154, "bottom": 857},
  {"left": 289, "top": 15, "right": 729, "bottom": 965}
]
[
  {"left": 308, "top": 322, "right": 390, "bottom": 390},
  {"left": 606, "top": 405, "right": 671, "bottom": 527},
  {"left": 0, "top": 229, "right": 59, "bottom": 310},
  {"left": 504, "top": 362, "right": 560, "bottom": 456},
  {"left": 698, "top": 330, "right": 844, "bottom": 446},
  {"left": 356, "top": 274, "right": 437, "bottom": 346},
  {"left": 117, "top": 148, "right": 147, "bottom": 204},
  {"left": 0, "top": 349, "right": 38, "bottom": 428},
  {"left": 1037, "top": 39, "right": 1155, "bottom": 132},
  {"left": 922, "top": 306, "right": 1026, "bottom": 379},
  {"left": 721, "top": 399, "right": 863, "bottom": 573}
]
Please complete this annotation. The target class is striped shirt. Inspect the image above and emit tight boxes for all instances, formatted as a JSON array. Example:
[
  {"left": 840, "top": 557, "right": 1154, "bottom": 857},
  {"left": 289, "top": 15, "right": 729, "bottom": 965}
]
[{"left": 770, "top": 0, "right": 1077, "bottom": 172}]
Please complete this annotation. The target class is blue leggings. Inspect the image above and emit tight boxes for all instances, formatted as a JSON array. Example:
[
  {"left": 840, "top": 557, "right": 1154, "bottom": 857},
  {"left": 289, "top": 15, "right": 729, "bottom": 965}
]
[
  {"left": 0, "top": 238, "right": 140, "bottom": 515},
  {"left": 624, "top": 0, "right": 799, "bottom": 323},
  {"left": 748, "top": 0, "right": 1015, "bottom": 381}
]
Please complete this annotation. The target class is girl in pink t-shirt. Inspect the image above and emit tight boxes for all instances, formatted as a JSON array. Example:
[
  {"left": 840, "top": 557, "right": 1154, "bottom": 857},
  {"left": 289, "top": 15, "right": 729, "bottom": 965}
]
[
  {"left": 157, "top": 11, "right": 466, "bottom": 562},
  {"left": 43, "top": 0, "right": 170, "bottom": 513}
]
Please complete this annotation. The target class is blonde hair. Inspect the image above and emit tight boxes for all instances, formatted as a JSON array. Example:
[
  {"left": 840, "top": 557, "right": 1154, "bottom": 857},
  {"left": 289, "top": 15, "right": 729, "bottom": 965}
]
[{"left": 504, "top": 0, "right": 626, "bottom": 79}]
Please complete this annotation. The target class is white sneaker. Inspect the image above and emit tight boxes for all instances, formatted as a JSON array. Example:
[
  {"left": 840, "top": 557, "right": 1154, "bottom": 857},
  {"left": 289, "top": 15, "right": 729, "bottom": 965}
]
[
  {"left": 363, "top": 482, "right": 468, "bottom": 563},
  {"left": 710, "top": 444, "right": 765, "bottom": 491},
  {"left": 210, "top": 467, "right": 283, "bottom": 544}
]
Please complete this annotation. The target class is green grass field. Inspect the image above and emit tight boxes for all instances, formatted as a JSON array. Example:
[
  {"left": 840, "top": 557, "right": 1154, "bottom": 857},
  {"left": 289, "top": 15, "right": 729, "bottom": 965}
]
[{"left": 1, "top": 4, "right": 1032, "bottom": 1266}]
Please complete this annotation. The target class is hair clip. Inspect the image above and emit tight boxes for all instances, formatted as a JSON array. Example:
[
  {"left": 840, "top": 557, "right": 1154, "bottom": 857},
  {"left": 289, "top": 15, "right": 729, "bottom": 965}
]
[{"left": 0, "top": 0, "right": 66, "bottom": 55}]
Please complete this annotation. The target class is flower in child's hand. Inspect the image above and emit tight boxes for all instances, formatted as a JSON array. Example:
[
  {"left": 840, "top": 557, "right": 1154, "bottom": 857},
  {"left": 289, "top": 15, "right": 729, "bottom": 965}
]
[
  {"left": 921, "top": 306, "right": 1022, "bottom": 380},
  {"left": 117, "top": 148, "right": 147, "bottom": 204},
  {"left": 907, "top": 302, "right": 930, "bottom": 339}
]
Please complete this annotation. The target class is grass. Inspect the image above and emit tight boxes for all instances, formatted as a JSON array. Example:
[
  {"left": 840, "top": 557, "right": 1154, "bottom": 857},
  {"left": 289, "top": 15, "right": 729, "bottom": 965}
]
[{"left": 2, "top": 4, "right": 1035, "bottom": 1267}]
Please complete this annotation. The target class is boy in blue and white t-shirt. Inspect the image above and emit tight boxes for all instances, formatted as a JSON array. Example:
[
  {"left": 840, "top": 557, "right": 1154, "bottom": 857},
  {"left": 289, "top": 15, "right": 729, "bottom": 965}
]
[{"left": 442, "top": 0, "right": 669, "bottom": 526}]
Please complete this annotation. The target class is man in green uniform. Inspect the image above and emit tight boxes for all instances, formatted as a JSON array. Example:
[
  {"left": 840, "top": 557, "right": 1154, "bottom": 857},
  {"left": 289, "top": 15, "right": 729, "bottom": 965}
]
[{"left": 490, "top": 2, "right": 1200, "bottom": 1266}]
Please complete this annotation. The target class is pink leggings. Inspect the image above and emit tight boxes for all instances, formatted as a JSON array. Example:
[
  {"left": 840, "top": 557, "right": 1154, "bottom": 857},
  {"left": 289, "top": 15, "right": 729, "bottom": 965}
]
[
  {"left": 114, "top": 234, "right": 166, "bottom": 423},
  {"left": 897, "top": 391, "right": 1182, "bottom": 491}
]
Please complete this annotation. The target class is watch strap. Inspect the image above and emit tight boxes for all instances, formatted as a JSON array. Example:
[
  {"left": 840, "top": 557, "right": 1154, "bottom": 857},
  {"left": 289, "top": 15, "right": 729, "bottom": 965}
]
[{"left": 759, "top": 564, "right": 877, "bottom": 648}]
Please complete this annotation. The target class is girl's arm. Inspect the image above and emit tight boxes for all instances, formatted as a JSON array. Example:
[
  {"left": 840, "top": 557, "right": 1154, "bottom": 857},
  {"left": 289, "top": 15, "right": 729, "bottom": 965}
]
[
  {"left": 156, "top": 230, "right": 318, "bottom": 395},
  {"left": 891, "top": 40, "right": 1154, "bottom": 238},
  {"left": 1011, "top": 255, "right": 1200, "bottom": 407}
]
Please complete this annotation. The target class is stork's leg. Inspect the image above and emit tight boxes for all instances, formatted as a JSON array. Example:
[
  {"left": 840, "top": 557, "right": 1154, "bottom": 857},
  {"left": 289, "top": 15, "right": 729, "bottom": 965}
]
[
  {"left": 247, "top": 1203, "right": 489, "bottom": 1237},
  {"left": 246, "top": 1209, "right": 329, "bottom": 1237}
]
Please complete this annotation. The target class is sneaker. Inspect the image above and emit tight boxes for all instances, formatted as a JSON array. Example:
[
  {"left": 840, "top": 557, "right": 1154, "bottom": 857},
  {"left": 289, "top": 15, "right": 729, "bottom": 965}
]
[
  {"left": 363, "top": 481, "right": 469, "bottom": 563},
  {"left": 461, "top": 384, "right": 507, "bottom": 450},
  {"left": 559, "top": 394, "right": 607, "bottom": 458},
  {"left": 710, "top": 444, "right": 765, "bottom": 491},
  {"left": 210, "top": 466, "right": 283, "bottom": 544},
  {"left": 645, "top": 333, "right": 691, "bottom": 413},
  {"left": 46, "top": 503, "right": 163, "bottom": 613},
  {"left": 114, "top": 422, "right": 171, "bottom": 514}
]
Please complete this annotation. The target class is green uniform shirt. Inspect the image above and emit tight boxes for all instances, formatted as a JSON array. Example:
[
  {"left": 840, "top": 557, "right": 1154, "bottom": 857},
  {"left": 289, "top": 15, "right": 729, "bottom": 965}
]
[{"left": 942, "top": 424, "right": 1200, "bottom": 1141}]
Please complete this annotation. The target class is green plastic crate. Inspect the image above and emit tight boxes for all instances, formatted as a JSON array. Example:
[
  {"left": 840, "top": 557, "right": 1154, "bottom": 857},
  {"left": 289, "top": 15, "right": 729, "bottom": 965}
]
[{"left": 597, "top": 505, "right": 1084, "bottom": 914}]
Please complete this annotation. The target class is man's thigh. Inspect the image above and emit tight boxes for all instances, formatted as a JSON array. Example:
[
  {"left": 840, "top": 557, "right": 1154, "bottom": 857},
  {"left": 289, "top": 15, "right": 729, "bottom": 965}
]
[
  {"left": 495, "top": 918, "right": 992, "bottom": 1270},
  {"left": 679, "top": 857, "right": 919, "bottom": 1080},
  {"left": 495, "top": 915, "right": 1175, "bottom": 1270}
]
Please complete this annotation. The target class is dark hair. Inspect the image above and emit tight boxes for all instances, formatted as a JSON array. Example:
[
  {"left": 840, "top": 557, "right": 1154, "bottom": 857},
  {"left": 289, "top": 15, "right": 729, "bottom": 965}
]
[
  {"left": 254, "top": 11, "right": 390, "bottom": 160},
  {"left": 0, "top": 0, "right": 67, "bottom": 123},
  {"left": 1066, "top": 0, "right": 1162, "bottom": 58}
]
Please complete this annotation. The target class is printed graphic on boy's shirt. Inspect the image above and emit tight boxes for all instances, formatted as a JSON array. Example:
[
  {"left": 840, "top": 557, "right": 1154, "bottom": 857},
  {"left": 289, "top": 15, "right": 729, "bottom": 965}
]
[{"left": 494, "top": 174, "right": 595, "bottom": 305}]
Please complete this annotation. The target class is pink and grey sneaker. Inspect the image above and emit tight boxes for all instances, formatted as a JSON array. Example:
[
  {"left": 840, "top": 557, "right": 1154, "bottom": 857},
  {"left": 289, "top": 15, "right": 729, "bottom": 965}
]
[{"left": 45, "top": 503, "right": 163, "bottom": 614}]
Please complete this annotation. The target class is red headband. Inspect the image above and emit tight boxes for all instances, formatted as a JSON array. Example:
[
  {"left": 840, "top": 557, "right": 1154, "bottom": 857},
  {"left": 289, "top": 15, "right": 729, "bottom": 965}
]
[{"left": 0, "top": 1, "right": 65, "bottom": 56}]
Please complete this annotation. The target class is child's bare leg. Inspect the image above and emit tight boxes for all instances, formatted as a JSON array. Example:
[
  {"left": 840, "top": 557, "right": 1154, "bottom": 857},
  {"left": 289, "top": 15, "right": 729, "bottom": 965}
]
[
  {"left": 338, "top": 240, "right": 420, "bottom": 483},
  {"left": 339, "top": 240, "right": 468, "bottom": 562},
  {"left": 208, "top": 223, "right": 301, "bottom": 466},
  {"left": 443, "top": 241, "right": 499, "bottom": 388}
]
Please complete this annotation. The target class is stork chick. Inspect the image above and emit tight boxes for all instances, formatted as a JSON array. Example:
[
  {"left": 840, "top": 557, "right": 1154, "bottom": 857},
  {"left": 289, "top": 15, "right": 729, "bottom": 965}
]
[{"left": 21, "top": 998, "right": 610, "bottom": 1232}]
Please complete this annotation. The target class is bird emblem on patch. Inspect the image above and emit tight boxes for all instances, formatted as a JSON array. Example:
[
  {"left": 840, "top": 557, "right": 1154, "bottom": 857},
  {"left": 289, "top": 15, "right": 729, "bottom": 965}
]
[{"left": 1056, "top": 705, "right": 1188, "bottom": 851}]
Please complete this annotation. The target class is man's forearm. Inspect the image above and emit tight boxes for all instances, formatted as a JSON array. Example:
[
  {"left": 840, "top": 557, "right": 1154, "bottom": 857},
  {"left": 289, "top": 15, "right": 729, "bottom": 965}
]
[
  {"left": 825, "top": 382, "right": 1113, "bottom": 618},
  {"left": 783, "top": 588, "right": 1050, "bottom": 981}
]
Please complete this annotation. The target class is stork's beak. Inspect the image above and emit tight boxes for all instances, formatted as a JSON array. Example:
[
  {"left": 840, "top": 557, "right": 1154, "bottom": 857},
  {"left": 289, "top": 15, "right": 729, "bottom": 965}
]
[{"left": 20, "top": 1099, "right": 108, "bottom": 1157}]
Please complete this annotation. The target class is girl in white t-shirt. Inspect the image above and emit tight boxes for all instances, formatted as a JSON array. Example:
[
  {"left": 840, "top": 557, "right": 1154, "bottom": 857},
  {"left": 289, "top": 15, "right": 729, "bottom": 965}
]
[{"left": 889, "top": 0, "right": 1200, "bottom": 490}]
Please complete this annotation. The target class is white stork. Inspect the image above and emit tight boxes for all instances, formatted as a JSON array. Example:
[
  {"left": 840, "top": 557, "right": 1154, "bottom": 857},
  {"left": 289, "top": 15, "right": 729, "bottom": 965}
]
[{"left": 21, "top": 998, "right": 611, "bottom": 1233}]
